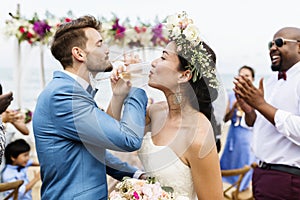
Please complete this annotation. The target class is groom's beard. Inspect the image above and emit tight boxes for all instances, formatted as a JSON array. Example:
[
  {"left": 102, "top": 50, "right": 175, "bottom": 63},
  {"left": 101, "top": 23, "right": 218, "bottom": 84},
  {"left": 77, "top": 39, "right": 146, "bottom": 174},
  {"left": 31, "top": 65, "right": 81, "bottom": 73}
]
[{"left": 104, "top": 62, "right": 113, "bottom": 72}]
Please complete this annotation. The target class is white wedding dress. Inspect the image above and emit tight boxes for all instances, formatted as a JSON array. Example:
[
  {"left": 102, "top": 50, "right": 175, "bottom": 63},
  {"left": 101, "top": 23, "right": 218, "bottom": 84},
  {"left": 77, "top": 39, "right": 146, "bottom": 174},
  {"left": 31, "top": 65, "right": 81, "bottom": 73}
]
[{"left": 138, "top": 132, "right": 197, "bottom": 200}]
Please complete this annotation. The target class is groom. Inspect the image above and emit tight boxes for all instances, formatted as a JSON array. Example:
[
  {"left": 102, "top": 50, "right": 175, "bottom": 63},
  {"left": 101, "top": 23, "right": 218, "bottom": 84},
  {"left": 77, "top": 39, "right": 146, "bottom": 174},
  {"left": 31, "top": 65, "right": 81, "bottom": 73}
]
[{"left": 33, "top": 15, "right": 148, "bottom": 199}]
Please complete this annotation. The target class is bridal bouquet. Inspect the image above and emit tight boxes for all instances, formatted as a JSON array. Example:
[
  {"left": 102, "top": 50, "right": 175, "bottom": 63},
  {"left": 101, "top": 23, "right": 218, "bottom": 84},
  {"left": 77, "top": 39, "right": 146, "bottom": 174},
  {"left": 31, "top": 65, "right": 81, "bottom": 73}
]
[{"left": 109, "top": 177, "right": 173, "bottom": 200}]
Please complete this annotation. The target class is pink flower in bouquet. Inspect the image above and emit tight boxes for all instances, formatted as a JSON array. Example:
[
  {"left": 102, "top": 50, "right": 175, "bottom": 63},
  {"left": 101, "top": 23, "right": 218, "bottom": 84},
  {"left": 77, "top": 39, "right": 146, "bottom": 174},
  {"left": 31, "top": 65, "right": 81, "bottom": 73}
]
[
  {"left": 109, "top": 177, "right": 173, "bottom": 200},
  {"left": 133, "top": 191, "right": 140, "bottom": 199}
]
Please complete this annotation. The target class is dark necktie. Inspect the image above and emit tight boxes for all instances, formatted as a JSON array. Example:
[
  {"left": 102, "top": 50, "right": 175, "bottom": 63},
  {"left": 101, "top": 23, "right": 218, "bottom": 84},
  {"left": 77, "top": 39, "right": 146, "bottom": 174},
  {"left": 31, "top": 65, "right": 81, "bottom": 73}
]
[
  {"left": 278, "top": 71, "right": 287, "bottom": 80},
  {"left": 86, "top": 85, "right": 98, "bottom": 98},
  {"left": 17, "top": 166, "right": 24, "bottom": 172}
]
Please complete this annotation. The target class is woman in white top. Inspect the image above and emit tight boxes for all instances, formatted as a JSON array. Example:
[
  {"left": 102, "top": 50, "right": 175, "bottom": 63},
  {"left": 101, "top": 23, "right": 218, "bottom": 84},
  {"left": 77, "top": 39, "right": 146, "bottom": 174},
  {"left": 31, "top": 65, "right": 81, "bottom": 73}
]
[{"left": 138, "top": 11, "right": 223, "bottom": 200}]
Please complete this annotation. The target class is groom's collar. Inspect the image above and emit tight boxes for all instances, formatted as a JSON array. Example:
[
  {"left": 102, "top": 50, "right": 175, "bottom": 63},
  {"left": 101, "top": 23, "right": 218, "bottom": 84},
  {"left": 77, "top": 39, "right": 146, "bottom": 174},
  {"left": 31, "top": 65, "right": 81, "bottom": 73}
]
[{"left": 62, "top": 70, "right": 90, "bottom": 91}]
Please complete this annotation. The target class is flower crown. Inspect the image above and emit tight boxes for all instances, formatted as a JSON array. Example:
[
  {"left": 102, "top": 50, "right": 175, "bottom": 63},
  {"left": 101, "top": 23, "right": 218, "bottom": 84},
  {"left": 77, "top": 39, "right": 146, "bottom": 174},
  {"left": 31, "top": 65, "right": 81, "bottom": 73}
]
[{"left": 165, "top": 11, "right": 219, "bottom": 88}]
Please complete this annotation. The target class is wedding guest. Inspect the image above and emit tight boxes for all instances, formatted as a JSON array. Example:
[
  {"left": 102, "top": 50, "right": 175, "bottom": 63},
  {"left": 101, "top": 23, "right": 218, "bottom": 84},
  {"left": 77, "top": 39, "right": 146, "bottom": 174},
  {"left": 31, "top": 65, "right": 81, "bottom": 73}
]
[
  {"left": 32, "top": 15, "right": 148, "bottom": 199},
  {"left": 2, "top": 139, "right": 40, "bottom": 200},
  {"left": 234, "top": 27, "right": 300, "bottom": 199},
  {"left": 220, "top": 65, "right": 256, "bottom": 191},
  {"left": 137, "top": 11, "right": 223, "bottom": 199},
  {"left": 0, "top": 84, "right": 13, "bottom": 164},
  {"left": 1, "top": 109, "right": 30, "bottom": 142},
  {"left": 0, "top": 108, "right": 30, "bottom": 172}
]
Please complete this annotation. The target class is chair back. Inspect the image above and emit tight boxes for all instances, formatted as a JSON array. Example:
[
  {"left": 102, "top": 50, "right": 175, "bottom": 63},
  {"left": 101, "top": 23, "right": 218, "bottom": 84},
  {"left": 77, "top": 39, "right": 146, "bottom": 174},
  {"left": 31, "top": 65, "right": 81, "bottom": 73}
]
[
  {"left": 221, "top": 165, "right": 252, "bottom": 200},
  {"left": 0, "top": 180, "right": 24, "bottom": 200}
]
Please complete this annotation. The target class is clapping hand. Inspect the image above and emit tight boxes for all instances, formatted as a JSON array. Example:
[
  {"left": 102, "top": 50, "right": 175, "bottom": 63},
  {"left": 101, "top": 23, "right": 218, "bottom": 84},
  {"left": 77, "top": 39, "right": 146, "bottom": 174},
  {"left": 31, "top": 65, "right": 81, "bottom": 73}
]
[
  {"left": 233, "top": 75, "right": 265, "bottom": 110},
  {"left": 0, "top": 92, "right": 13, "bottom": 114},
  {"left": 2, "top": 109, "right": 20, "bottom": 123}
]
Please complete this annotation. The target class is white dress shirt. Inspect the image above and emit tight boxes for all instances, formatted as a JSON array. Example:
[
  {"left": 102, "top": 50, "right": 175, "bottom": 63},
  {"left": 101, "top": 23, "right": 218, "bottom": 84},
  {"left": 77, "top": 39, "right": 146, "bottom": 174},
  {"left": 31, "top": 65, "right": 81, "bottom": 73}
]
[
  {"left": 63, "top": 70, "right": 90, "bottom": 90},
  {"left": 252, "top": 61, "right": 300, "bottom": 168}
]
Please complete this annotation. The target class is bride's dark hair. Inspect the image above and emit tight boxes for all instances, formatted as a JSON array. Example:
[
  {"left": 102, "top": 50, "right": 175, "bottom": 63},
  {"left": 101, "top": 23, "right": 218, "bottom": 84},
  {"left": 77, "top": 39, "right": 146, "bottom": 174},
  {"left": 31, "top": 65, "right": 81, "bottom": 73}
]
[{"left": 178, "top": 41, "right": 221, "bottom": 152}]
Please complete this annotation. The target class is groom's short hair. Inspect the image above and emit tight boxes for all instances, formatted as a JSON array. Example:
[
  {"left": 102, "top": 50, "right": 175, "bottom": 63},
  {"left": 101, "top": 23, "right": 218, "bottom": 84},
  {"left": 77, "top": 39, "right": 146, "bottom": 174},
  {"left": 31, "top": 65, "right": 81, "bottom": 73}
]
[{"left": 50, "top": 15, "right": 102, "bottom": 69}]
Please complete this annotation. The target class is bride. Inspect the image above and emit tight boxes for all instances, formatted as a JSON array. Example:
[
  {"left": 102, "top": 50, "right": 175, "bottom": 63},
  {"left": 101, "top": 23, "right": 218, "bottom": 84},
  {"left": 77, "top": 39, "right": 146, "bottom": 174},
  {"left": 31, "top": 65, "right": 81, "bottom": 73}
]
[{"left": 137, "top": 12, "right": 223, "bottom": 199}]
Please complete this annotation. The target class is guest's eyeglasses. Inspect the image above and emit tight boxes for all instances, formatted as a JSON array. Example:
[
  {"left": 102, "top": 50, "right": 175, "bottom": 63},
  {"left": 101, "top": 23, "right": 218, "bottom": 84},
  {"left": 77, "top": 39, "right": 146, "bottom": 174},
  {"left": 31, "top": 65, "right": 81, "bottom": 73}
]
[{"left": 268, "top": 37, "right": 300, "bottom": 49}]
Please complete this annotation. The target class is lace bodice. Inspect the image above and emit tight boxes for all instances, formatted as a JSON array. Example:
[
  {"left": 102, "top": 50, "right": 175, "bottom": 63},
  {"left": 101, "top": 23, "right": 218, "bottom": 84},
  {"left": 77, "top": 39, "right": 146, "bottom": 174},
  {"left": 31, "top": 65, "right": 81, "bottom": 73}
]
[{"left": 138, "top": 133, "right": 197, "bottom": 199}]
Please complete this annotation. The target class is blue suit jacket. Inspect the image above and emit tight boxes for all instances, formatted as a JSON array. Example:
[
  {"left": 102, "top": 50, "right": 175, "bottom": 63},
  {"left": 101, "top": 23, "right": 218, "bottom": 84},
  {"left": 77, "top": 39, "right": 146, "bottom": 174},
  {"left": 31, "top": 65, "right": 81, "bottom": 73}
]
[{"left": 33, "top": 71, "right": 147, "bottom": 199}]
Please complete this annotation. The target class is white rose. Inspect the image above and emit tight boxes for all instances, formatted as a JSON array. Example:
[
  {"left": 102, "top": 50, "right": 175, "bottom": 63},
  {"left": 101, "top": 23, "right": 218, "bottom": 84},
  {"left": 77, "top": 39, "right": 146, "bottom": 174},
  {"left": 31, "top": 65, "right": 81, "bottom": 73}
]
[
  {"left": 166, "top": 15, "right": 180, "bottom": 29},
  {"left": 172, "top": 26, "right": 181, "bottom": 37},
  {"left": 183, "top": 24, "right": 199, "bottom": 42}
]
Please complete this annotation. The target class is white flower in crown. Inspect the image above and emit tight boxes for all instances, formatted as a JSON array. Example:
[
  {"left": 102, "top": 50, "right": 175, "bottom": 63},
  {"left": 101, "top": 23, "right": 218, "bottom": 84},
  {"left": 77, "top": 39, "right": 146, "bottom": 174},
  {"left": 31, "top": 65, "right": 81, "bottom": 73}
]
[
  {"left": 165, "top": 14, "right": 180, "bottom": 29},
  {"left": 164, "top": 11, "right": 219, "bottom": 88},
  {"left": 183, "top": 24, "right": 200, "bottom": 43},
  {"left": 171, "top": 26, "right": 181, "bottom": 38}
]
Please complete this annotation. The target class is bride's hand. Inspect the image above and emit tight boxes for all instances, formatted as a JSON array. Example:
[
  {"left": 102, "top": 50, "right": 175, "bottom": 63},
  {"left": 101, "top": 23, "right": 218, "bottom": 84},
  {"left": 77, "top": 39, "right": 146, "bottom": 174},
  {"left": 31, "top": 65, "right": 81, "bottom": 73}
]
[
  {"left": 138, "top": 173, "right": 148, "bottom": 180},
  {"left": 110, "top": 65, "right": 131, "bottom": 97}
]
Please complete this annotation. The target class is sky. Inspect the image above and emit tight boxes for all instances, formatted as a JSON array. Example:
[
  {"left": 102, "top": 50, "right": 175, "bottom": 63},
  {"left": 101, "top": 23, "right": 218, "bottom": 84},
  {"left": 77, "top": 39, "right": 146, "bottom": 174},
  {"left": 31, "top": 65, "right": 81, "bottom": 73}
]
[{"left": 1, "top": 0, "right": 300, "bottom": 76}]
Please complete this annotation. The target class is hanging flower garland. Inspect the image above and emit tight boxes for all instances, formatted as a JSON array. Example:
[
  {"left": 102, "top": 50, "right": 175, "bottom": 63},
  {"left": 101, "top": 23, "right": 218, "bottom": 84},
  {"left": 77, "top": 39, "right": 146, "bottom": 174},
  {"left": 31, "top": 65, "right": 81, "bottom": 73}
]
[
  {"left": 4, "top": 10, "right": 169, "bottom": 48},
  {"left": 4, "top": 10, "right": 74, "bottom": 45},
  {"left": 97, "top": 14, "right": 169, "bottom": 48}
]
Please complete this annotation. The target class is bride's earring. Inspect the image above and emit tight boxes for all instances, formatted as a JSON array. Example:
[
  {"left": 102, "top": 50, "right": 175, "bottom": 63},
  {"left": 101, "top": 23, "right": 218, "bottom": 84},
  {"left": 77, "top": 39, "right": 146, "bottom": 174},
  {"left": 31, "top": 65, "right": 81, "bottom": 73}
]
[{"left": 173, "top": 85, "right": 182, "bottom": 105}]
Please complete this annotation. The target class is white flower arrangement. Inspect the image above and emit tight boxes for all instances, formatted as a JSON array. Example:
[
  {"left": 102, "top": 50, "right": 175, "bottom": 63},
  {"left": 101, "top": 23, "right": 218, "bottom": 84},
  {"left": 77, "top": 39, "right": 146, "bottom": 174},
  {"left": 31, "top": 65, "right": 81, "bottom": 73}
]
[
  {"left": 165, "top": 11, "right": 219, "bottom": 88},
  {"left": 4, "top": 11, "right": 72, "bottom": 45},
  {"left": 109, "top": 177, "right": 174, "bottom": 200}
]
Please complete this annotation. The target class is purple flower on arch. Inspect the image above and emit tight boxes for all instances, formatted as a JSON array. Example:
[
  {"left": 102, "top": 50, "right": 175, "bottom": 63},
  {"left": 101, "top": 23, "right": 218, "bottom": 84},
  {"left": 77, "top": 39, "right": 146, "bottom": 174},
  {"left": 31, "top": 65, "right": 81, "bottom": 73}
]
[
  {"left": 151, "top": 23, "right": 168, "bottom": 46},
  {"left": 112, "top": 18, "right": 126, "bottom": 40},
  {"left": 33, "top": 20, "right": 51, "bottom": 38}
]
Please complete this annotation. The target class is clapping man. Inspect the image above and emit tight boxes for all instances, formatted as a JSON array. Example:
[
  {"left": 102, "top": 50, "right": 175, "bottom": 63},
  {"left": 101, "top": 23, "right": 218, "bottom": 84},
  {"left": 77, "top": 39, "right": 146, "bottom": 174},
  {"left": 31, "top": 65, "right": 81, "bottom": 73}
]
[{"left": 234, "top": 27, "right": 300, "bottom": 199}]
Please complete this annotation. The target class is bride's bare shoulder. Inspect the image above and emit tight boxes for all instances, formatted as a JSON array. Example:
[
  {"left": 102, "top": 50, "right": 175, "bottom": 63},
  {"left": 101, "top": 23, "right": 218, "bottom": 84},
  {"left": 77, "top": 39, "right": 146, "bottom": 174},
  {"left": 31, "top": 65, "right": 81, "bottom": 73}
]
[
  {"left": 148, "top": 101, "right": 168, "bottom": 113},
  {"left": 186, "top": 112, "right": 215, "bottom": 156}
]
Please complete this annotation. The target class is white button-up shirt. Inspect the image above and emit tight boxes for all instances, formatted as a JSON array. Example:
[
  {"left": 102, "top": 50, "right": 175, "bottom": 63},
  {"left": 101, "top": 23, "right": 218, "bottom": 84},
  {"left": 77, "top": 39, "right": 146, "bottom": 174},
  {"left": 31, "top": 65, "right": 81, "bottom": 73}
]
[{"left": 252, "top": 61, "right": 300, "bottom": 168}]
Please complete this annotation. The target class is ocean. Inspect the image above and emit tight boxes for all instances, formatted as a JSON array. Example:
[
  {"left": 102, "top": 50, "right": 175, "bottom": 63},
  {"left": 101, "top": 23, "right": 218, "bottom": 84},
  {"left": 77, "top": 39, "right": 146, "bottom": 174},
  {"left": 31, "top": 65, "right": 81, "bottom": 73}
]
[
  {"left": 0, "top": 65, "right": 269, "bottom": 112},
  {"left": 0, "top": 42, "right": 273, "bottom": 112}
]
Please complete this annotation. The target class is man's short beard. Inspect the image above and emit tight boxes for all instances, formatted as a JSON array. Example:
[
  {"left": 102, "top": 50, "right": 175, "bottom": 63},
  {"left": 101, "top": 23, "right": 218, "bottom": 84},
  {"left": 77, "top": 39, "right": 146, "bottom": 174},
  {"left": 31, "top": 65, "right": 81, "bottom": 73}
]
[
  {"left": 271, "top": 64, "right": 281, "bottom": 71},
  {"left": 271, "top": 59, "right": 282, "bottom": 71},
  {"left": 104, "top": 62, "right": 113, "bottom": 72}
]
